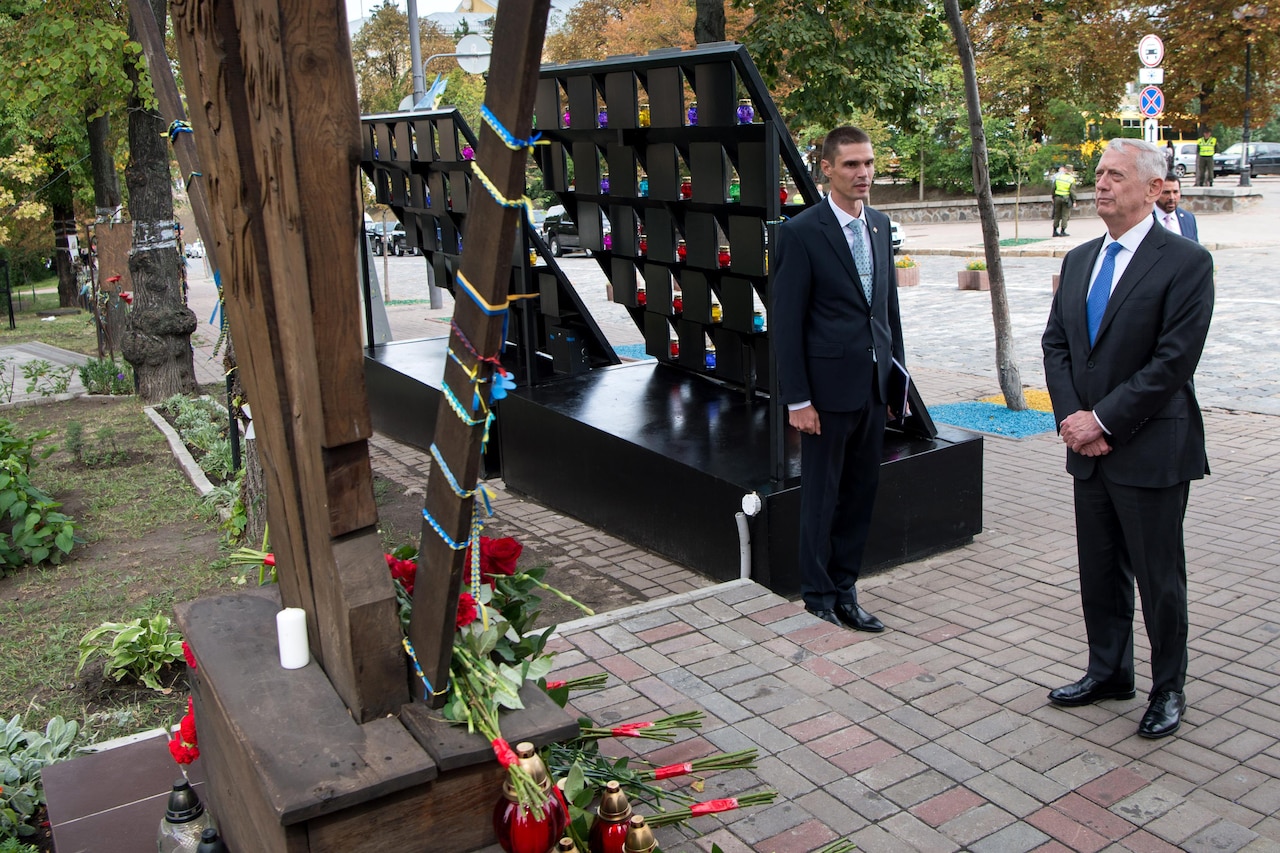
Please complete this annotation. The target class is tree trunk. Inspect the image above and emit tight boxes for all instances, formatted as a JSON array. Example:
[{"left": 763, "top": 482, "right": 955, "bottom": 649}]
[
  {"left": 87, "top": 108, "right": 128, "bottom": 353},
  {"left": 121, "top": 0, "right": 199, "bottom": 401},
  {"left": 944, "top": 0, "right": 1025, "bottom": 411},
  {"left": 86, "top": 109, "right": 122, "bottom": 222},
  {"left": 694, "top": 0, "right": 725, "bottom": 43},
  {"left": 47, "top": 167, "right": 79, "bottom": 309}
]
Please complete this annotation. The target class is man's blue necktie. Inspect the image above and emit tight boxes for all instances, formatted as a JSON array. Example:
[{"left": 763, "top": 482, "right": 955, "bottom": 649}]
[
  {"left": 1087, "top": 242, "right": 1123, "bottom": 346},
  {"left": 847, "top": 219, "right": 873, "bottom": 304}
]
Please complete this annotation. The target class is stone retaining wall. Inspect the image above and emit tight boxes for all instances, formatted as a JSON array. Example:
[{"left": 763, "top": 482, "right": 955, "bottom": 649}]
[{"left": 877, "top": 186, "right": 1261, "bottom": 224}]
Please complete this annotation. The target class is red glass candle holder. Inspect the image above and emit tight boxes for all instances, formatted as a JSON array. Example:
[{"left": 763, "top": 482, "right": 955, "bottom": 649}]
[
  {"left": 679, "top": 179, "right": 692, "bottom": 200},
  {"left": 779, "top": 182, "right": 789, "bottom": 203},
  {"left": 676, "top": 240, "right": 687, "bottom": 261},
  {"left": 672, "top": 295, "right": 683, "bottom": 314},
  {"left": 669, "top": 340, "right": 680, "bottom": 358},
  {"left": 717, "top": 245, "right": 731, "bottom": 268}
]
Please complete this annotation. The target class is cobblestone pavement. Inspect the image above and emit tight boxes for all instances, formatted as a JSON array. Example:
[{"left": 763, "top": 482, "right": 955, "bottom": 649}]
[{"left": 179, "top": 178, "right": 1280, "bottom": 852}]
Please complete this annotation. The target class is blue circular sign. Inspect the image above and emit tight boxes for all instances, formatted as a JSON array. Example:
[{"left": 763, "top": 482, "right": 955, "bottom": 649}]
[{"left": 1140, "top": 86, "right": 1165, "bottom": 117}]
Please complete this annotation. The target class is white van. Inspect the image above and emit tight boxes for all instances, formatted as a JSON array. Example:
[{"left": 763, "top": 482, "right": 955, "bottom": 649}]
[{"left": 1170, "top": 142, "right": 1199, "bottom": 178}]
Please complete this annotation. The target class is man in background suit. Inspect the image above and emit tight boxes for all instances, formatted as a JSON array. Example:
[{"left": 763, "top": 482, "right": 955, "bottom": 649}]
[
  {"left": 1042, "top": 138, "right": 1214, "bottom": 739},
  {"left": 772, "top": 126, "right": 906, "bottom": 632},
  {"left": 1153, "top": 173, "right": 1199, "bottom": 243}
]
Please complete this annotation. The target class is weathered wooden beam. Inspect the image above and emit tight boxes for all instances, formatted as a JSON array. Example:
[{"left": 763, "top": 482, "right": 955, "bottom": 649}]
[
  {"left": 126, "top": 0, "right": 220, "bottom": 277},
  {"left": 409, "top": 0, "right": 553, "bottom": 706},
  {"left": 170, "top": 0, "right": 406, "bottom": 722}
]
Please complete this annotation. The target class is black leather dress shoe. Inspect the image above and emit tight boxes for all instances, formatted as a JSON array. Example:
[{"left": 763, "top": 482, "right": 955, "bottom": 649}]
[
  {"left": 1138, "top": 691, "right": 1185, "bottom": 739},
  {"left": 805, "top": 607, "right": 841, "bottom": 626},
  {"left": 1047, "top": 676, "right": 1136, "bottom": 707},
  {"left": 834, "top": 602, "right": 885, "bottom": 633}
]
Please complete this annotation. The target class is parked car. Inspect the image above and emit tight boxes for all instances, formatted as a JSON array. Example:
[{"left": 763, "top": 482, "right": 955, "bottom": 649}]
[
  {"left": 1214, "top": 141, "right": 1280, "bottom": 177},
  {"left": 184, "top": 240, "right": 204, "bottom": 259},
  {"left": 1171, "top": 142, "right": 1199, "bottom": 178},
  {"left": 366, "top": 221, "right": 410, "bottom": 256},
  {"left": 542, "top": 204, "right": 610, "bottom": 256},
  {"left": 890, "top": 218, "right": 904, "bottom": 254}
]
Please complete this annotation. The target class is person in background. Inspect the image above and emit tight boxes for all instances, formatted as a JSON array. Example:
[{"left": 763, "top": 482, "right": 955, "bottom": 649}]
[
  {"left": 1042, "top": 138, "right": 1214, "bottom": 740},
  {"left": 1052, "top": 164, "right": 1077, "bottom": 237},
  {"left": 1153, "top": 172, "right": 1199, "bottom": 243},
  {"left": 1196, "top": 127, "right": 1217, "bottom": 187},
  {"left": 1164, "top": 141, "right": 1176, "bottom": 174}
]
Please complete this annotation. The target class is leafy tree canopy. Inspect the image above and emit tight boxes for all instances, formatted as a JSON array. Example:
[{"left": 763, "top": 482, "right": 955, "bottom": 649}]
[{"left": 732, "top": 0, "right": 947, "bottom": 131}]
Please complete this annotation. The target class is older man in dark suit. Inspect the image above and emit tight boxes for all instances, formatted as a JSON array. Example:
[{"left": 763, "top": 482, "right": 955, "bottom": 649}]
[
  {"left": 1042, "top": 138, "right": 1214, "bottom": 739},
  {"left": 772, "top": 126, "right": 906, "bottom": 632},
  {"left": 1153, "top": 173, "right": 1200, "bottom": 243}
]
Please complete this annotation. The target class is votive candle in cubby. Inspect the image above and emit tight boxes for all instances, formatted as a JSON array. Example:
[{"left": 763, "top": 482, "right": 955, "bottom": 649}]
[
  {"left": 779, "top": 182, "right": 789, "bottom": 203},
  {"left": 717, "top": 245, "right": 731, "bottom": 268},
  {"left": 679, "top": 178, "right": 692, "bottom": 200},
  {"left": 638, "top": 103, "right": 651, "bottom": 127},
  {"left": 736, "top": 99, "right": 754, "bottom": 124},
  {"left": 676, "top": 239, "right": 687, "bottom": 261},
  {"left": 728, "top": 178, "right": 740, "bottom": 202},
  {"left": 686, "top": 101, "right": 698, "bottom": 126}
]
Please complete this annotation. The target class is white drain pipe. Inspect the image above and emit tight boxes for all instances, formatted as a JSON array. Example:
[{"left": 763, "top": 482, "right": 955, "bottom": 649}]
[{"left": 737, "top": 492, "right": 763, "bottom": 580}]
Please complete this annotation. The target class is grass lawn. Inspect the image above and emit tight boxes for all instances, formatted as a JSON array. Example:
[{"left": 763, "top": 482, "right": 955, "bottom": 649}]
[
  {"left": 0, "top": 394, "right": 229, "bottom": 745},
  {"left": 0, "top": 281, "right": 100, "bottom": 356}
]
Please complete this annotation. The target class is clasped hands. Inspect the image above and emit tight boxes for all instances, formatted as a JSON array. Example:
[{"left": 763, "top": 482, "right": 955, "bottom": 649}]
[{"left": 1059, "top": 410, "right": 1111, "bottom": 457}]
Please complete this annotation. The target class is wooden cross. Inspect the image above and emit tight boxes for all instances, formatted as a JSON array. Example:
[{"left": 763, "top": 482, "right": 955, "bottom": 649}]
[
  {"left": 169, "top": 0, "right": 552, "bottom": 719},
  {"left": 408, "top": 0, "right": 553, "bottom": 707},
  {"left": 170, "top": 0, "right": 406, "bottom": 722}
]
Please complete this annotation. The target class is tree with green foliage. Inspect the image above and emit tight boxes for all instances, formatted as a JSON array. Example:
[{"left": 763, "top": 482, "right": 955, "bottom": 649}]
[
  {"left": 1153, "top": 1, "right": 1279, "bottom": 131},
  {"left": 0, "top": 0, "right": 142, "bottom": 307},
  {"left": 731, "top": 0, "right": 946, "bottom": 131},
  {"left": 351, "top": 0, "right": 453, "bottom": 115}
]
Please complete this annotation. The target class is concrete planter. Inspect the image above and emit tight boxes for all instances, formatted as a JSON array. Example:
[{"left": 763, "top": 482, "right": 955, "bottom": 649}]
[
  {"left": 957, "top": 270, "right": 990, "bottom": 291},
  {"left": 896, "top": 266, "right": 920, "bottom": 287}
]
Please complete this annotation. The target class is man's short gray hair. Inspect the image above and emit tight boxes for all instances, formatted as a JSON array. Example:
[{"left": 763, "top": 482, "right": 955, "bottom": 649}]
[{"left": 1105, "top": 138, "right": 1168, "bottom": 184}]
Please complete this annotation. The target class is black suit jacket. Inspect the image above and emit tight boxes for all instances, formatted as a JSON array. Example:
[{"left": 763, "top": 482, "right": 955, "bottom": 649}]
[
  {"left": 772, "top": 200, "right": 904, "bottom": 412},
  {"left": 1042, "top": 224, "right": 1214, "bottom": 488},
  {"left": 1151, "top": 207, "right": 1199, "bottom": 243}
]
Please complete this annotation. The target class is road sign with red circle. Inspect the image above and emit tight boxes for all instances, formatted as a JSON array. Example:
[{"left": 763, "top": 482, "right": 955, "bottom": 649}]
[
  {"left": 1139, "top": 86, "right": 1165, "bottom": 117},
  {"left": 1139, "top": 34, "right": 1164, "bottom": 67}
]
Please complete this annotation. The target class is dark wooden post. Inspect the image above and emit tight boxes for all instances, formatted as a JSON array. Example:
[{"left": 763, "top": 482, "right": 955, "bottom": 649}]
[
  {"left": 409, "top": 0, "right": 552, "bottom": 706},
  {"left": 170, "top": 0, "right": 406, "bottom": 722}
]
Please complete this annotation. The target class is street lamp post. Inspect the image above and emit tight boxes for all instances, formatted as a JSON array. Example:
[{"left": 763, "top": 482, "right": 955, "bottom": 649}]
[{"left": 1234, "top": 4, "right": 1268, "bottom": 188}]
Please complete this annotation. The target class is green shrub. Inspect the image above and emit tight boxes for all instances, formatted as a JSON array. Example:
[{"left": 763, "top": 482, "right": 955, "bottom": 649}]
[
  {"left": 19, "top": 360, "right": 72, "bottom": 397},
  {"left": 157, "top": 395, "right": 239, "bottom": 486},
  {"left": 62, "top": 422, "right": 127, "bottom": 468},
  {"left": 0, "top": 421, "right": 77, "bottom": 575},
  {"left": 76, "top": 614, "right": 185, "bottom": 692},
  {"left": 0, "top": 715, "right": 80, "bottom": 839},
  {"left": 78, "top": 358, "right": 134, "bottom": 396}
]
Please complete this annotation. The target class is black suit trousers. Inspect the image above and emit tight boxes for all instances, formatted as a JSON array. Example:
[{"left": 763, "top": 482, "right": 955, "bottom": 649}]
[
  {"left": 798, "top": 401, "right": 887, "bottom": 611},
  {"left": 1074, "top": 470, "right": 1191, "bottom": 696}
]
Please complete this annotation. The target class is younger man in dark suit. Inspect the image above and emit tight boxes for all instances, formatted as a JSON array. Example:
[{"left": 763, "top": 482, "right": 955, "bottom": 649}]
[
  {"left": 772, "top": 126, "right": 906, "bottom": 632},
  {"left": 1153, "top": 173, "right": 1200, "bottom": 243},
  {"left": 1042, "top": 138, "right": 1214, "bottom": 738}
]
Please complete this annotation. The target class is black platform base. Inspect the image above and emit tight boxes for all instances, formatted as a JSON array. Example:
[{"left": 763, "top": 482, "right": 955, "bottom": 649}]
[{"left": 365, "top": 338, "right": 983, "bottom": 597}]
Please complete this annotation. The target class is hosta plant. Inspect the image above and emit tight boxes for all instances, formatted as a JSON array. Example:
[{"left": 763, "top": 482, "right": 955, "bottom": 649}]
[
  {"left": 76, "top": 615, "right": 186, "bottom": 692},
  {"left": 1, "top": 715, "right": 79, "bottom": 839}
]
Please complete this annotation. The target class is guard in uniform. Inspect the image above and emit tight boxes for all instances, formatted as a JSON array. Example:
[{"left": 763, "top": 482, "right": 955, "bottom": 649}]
[
  {"left": 1052, "top": 164, "right": 1077, "bottom": 237},
  {"left": 1196, "top": 128, "right": 1217, "bottom": 187}
]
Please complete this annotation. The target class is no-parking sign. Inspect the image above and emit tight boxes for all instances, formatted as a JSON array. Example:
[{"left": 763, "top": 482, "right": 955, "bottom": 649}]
[{"left": 1139, "top": 86, "right": 1165, "bottom": 118}]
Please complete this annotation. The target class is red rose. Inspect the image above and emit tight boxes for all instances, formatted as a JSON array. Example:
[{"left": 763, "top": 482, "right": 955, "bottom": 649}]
[
  {"left": 181, "top": 641, "right": 197, "bottom": 670},
  {"left": 179, "top": 713, "right": 197, "bottom": 747},
  {"left": 481, "top": 536, "right": 522, "bottom": 576},
  {"left": 386, "top": 554, "right": 418, "bottom": 595},
  {"left": 455, "top": 593, "right": 478, "bottom": 629}
]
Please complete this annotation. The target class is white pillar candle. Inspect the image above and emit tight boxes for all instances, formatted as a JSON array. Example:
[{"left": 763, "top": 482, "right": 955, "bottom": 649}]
[{"left": 276, "top": 607, "right": 310, "bottom": 669}]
